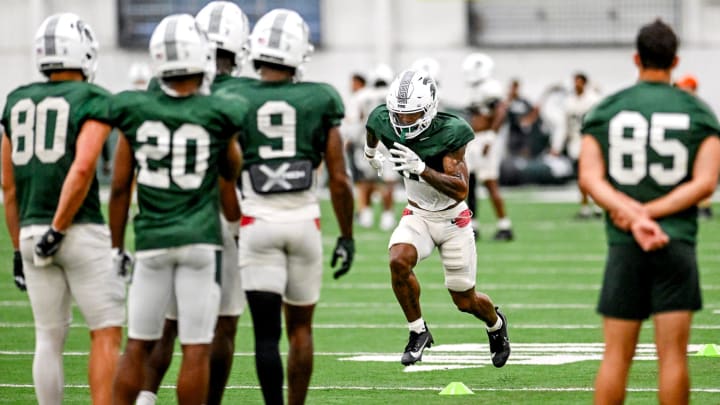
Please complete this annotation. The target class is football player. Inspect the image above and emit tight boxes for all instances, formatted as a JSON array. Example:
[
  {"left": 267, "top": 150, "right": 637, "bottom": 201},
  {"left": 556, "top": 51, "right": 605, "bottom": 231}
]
[
  {"left": 215, "top": 8, "right": 354, "bottom": 405},
  {"left": 134, "top": 3, "right": 251, "bottom": 404},
  {"left": 109, "top": 14, "right": 246, "bottom": 404},
  {"left": 1, "top": 13, "right": 125, "bottom": 404},
  {"left": 550, "top": 72, "right": 602, "bottom": 219},
  {"left": 364, "top": 68, "right": 510, "bottom": 368},
  {"left": 579, "top": 19, "right": 720, "bottom": 404},
  {"left": 461, "top": 53, "right": 514, "bottom": 241}
]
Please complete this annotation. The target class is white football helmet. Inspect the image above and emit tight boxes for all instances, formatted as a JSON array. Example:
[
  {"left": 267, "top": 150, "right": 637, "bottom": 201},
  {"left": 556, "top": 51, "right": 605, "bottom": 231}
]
[
  {"left": 369, "top": 63, "right": 394, "bottom": 87},
  {"left": 462, "top": 53, "right": 494, "bottom": 86},
  {"left": 195, "top": 1, "right": 250, "bottom": 69},
  {"left": 34, "top": 13, "right": 99, "bottom": 81},
  {"left": 386, "top": 69, "right": 439, "bottom": 140},
  {"left": 128, "top": 62, "right": 151, "bottom": 90},
  {"left": 249, "top": 8, "right": 313, "bottom": 69},
  {"left": 149, "top": 14, "right": 216, "bottom": 96},
  {"left": 410, "top": 57, "right": 440, "bottom": 81},
  {"left": 469, "top": 78, "right": 504, "bottom": 113}
]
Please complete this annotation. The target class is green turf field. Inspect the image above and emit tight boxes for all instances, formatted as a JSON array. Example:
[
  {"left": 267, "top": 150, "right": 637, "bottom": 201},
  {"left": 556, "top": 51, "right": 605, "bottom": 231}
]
[{"left": 0, "top": 198, "right": 718, "bottom": 404}]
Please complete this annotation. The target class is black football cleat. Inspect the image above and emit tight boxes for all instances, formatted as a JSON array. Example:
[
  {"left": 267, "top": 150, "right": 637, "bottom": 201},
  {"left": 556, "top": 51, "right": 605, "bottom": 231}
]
[
  {"left": 493, "top": 229, "right": 514, "bottom": 242},
  {"left": 401, "top": 323, "right": 434, "bottom": 366},
  {"left": 487, "top": 307, "right": 510, "bottom": 368}
]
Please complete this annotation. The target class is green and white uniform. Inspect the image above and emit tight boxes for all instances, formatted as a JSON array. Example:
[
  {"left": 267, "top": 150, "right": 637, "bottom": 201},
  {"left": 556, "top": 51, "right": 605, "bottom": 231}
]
[
  {"left": 2, "top": 80, "right": 125, "bottom": 331},
  {"left": 366, "top": 106, "right": 478, "bottom": 291},
  {"left": 109, "top": 87, "right": 248, "bottom": 342},
  {"left": 151, "top": 74, "right": 251, "bottom": 317},
  {"left": 582, "top": 81, "right": 720, "bottom": 319},
  {"left": 366, "top": 105, "right": 474, "bottom": 211},
  {"left": 216, "top": 77, "right": 344, "bottom": 304}
]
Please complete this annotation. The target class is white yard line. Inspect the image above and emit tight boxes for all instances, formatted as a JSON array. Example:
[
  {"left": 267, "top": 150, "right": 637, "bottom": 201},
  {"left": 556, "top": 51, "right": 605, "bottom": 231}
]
[{"left": 1, "top": 383, "right": 718, "bottom": 393}]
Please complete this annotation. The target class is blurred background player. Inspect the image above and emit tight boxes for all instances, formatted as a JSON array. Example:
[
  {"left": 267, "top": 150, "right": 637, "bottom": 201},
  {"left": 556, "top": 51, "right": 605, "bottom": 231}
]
[
  {"left": 461, "top": 53, "right": 513, "bottom": 241},
  {"left": 216, "top": 8, "right": 355, "bottom": 405},
  {"left": 348, "top": 63, "right": 399, "bottom": 230},
  {"left": 1, "top": 13, "right": 125, "bottom": 405},
  {"left": 550, "top": 72, "right": 602, "bottom": 219},
  {"left": 674, "top": 73, "right": 714, "bottom": 219},
  {"left": 109, "top": 13, "right": 246, "bottom": 404},
  {"left": 134, "top": 3, "right": 250, "bottom": 405}
]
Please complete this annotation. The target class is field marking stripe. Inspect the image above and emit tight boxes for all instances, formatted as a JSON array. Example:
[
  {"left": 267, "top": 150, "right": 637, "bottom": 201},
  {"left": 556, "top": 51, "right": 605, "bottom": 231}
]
[
  {"left": 0, "top": 383, "right": 718, "bottom": 393},
  {"left": 1, "top": 322, "right": 718, "bottom": 329}
]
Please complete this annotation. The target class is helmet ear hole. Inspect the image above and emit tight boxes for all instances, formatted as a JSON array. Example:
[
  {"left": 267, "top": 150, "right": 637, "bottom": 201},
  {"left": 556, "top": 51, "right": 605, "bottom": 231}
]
[{"left": 385, "top": 69, "right": 439, "bottom": 140}]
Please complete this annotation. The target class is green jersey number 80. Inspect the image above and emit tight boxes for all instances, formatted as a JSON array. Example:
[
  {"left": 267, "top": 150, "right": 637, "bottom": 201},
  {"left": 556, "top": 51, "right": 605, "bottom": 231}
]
[
  {"left": 10, "top": 97, "right": 69, "bottom": 165},
  {"left": 135, "top": 121, "right": 210, "bottom": 190},
  {"left": 608, "top": 111, "right": 688, "bottom": 186}
]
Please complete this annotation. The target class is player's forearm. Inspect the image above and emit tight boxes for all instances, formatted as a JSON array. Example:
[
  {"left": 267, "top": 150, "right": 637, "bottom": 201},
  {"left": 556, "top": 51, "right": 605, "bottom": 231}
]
[
  {"left": 365, "top": 132, "right": 379, "bottom": 149},
  {"left": 108, "top": 186, "right": 131, "bottom": 250},
  {"left": 3, "top": 188, "right": 20, "bottom": 250},
  {"left": 219, "top": 177, "right": 241, "bottom": 222},
  {"left": 645, "top": 180, "right": 715, "bottom": 219},
  {"left": 51, "top": 164, "right": 96, "bottom": 231},
  {"left": 420, "top": 168, "right": 468, "bottom": 202},
  {"left": 329, "top": 177, "right": 354, "bottom": 238}
]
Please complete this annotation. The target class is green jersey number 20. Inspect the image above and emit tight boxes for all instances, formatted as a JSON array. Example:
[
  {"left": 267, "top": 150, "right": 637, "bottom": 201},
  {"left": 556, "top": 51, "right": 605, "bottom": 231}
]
[
  {"left": 10, "top": 97, "right": 69, "bottom": 165},
  {"left": 135, "top": 121, "right": 209, "bottom": 190},
  {"left": 608, "top": 111, "right": 689, "bottom": 186}
]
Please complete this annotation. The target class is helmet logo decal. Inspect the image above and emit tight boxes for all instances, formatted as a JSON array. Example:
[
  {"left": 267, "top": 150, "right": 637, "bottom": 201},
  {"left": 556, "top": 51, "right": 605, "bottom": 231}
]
[
  {"left": 43, "top": 15, "right": 60, "bottom": 56},
  {"left": 397, "top": 70, "right": 415, "bottom": 108},
  {"left": 423, "top": 77, "right": 436, "bottom": 99},
  {"left": 268, "top": 11, "right": 289, "bottom": 49},
  {"left": 208, "top": 3, "right": 225, "bottom": 34},
  {"left": 164, "top": 18, "right": 179, "bottom": 61}
]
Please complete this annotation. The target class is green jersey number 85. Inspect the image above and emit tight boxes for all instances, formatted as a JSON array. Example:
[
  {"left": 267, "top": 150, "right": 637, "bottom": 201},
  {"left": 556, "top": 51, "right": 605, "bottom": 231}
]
[{"left": 608, "top": 111, "right": 688, "bottom": 186}]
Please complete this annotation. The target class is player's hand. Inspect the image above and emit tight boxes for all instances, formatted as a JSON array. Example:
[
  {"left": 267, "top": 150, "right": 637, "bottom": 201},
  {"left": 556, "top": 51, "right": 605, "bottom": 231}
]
[
  {"left": 364, "top": 145, "right": 385, "bottom": 177},
  {"left": 331, "top": 236, "right": 354, "bottom": 279},
  {"left": 389, "top": 142, "right": 426, "bottom": 175},
  {"left": 610, "top": 197, "right": 646, "bottom": 231},
  {"left": 630, "top": 217, "right": 669, "bottom": 252},
  {"left": 34, "top": 227, "right": 65, "bottom": 266},
  {"left": 112, "top": 248, "right": 134, "bottom": 283},
  {"left": 13, "top": 251, "right": 26, "bottom": 292}
]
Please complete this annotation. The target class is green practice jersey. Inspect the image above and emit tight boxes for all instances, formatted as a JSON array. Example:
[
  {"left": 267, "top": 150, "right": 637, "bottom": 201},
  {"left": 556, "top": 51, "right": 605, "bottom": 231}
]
[
  {"left": 366, "top": 105, "right": 474, "bottom": 211},
  {"left": 1, "top": 81, "right": 111, "bottom": 227},
  {"left": 216, "top": 78, "right": 344, "bottom": 168},
  {"left": 366, "top": 105, "right": 474, "bottom": 174},
  {"left": 582, "top": 81, "right": 720, "bottom": 244},
  {"left": 108, "top": 87, "right": 248, "bottom": 251}
]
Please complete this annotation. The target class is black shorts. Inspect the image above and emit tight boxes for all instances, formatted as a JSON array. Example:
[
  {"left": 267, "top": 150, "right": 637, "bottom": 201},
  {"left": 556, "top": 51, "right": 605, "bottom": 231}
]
[{"left": 597, "top": 241, "right": 702, "bottom": 320}]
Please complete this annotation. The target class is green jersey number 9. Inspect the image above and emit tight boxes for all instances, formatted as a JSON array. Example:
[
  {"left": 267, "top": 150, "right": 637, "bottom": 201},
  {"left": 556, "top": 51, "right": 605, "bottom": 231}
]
[
  {"left": 135, "top": 121, "right": 210, "bottom": 190},
  {"left": 257, "top": 101, "right": 296, "bottom": 159},
  {"left": 10, "top": 97, "right": 69, "bottom": 165},
  {"left": 608, "top": 111, "right": 689, "bottom": 186}
]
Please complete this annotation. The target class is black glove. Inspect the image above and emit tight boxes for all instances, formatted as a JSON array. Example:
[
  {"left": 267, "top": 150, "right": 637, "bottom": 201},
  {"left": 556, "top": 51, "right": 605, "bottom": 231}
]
[
  {"left": 13, "top": 251, "right": 26, "bottom": 291},
  {"left": 331, "top": 237, "right": 355, "bottom": 279},
  {"left": 112, "top": 249, "right": 134, "bottom": 283},
  {"left": 35, "top": 227, "right": 65, "bottom": 260}
]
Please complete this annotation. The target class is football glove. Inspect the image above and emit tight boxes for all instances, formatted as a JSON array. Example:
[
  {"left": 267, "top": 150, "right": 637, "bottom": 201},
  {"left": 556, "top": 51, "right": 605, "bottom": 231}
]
[
  {"left": 13, "top": 251, "right": 26, "bottom": 292},
  {"left": 388, "top": 142, "right": 426, "bottom": 176},
  {"left": 331, "top": 236, "right": 355, "bottom": 279},
  {"left": 364, "top": 144, "right": 385, "bottom": 177},
  {"left": 112, "top": 248, "right": 134, "bottom": 283},
  {"left": 34, "top": 227, "right": 65, "bottom": 266}
]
